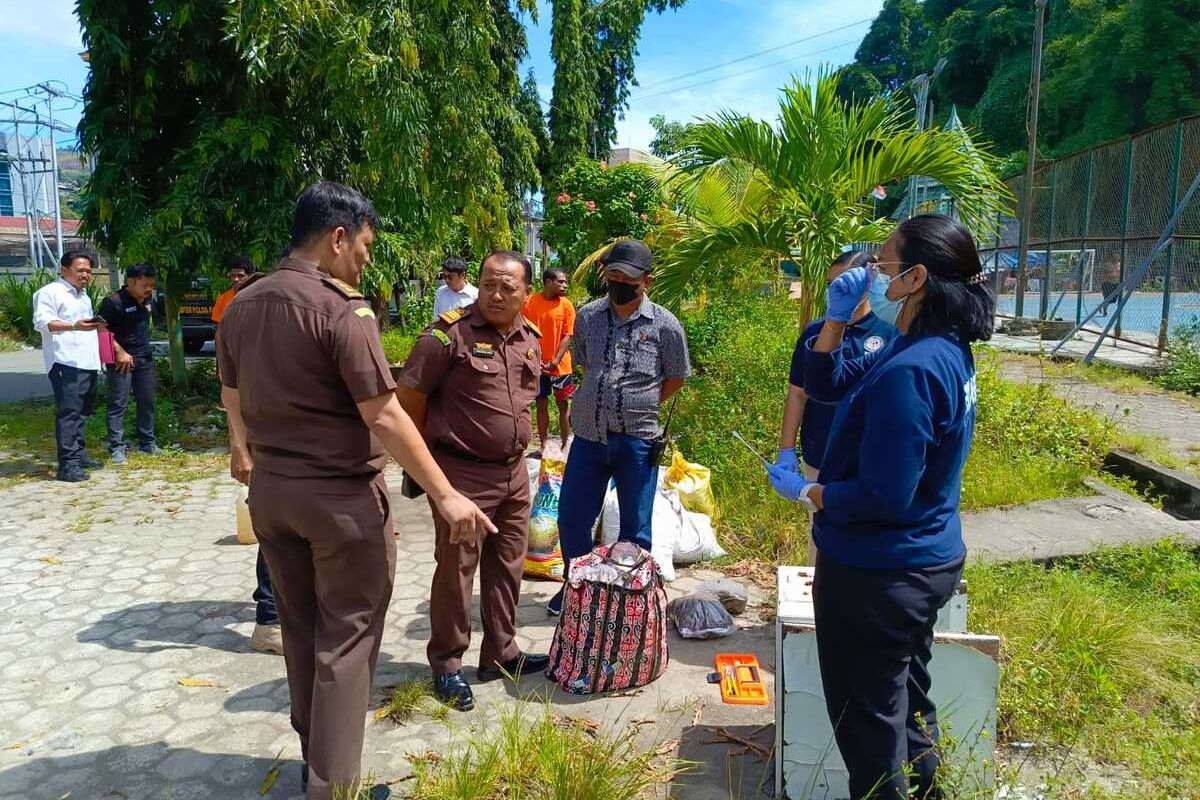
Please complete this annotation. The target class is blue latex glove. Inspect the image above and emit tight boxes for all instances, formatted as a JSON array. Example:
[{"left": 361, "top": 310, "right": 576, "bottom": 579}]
[
  {"left": 826, "top": 265, "right": 872, "bottom": 322},
  {"left": 774, "top": 447, "right": 800, "bottom": 473},
  {"left": 767, "top": 463, "right": 811, "bottom": 502}
]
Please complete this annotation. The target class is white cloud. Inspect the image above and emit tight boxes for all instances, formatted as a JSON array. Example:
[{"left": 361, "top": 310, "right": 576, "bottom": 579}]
[{"left": 0, "top": 0, "right": 83, "bottom": 51}]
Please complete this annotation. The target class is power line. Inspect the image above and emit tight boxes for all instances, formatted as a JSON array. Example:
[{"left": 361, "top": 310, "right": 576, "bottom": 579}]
[
  {"left": 628, "top": 38, "right": 861, "bottom": 103},
  {"left": 633, "top": 17, "right": 872, "bottom": 94}
]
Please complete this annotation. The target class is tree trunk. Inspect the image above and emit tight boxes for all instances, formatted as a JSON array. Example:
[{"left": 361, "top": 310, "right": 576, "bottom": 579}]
[
  {"left": 371, "top": 293, "right": 389, "bottom": 331},
  {"left": 164, "top": 270, "right": 188, "bottom": 389}
]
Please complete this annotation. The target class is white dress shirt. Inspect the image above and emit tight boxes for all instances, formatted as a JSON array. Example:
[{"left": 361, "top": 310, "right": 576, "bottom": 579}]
[
  {"left": 433, "top": 281, "right": 479, "bottom": 318},
  {"left": 32, "top": 277, "right": 101, "bottom": 373}
]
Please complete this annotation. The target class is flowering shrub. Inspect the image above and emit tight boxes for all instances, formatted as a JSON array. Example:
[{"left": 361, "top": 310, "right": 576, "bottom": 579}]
[{"left": 541, "top": 159, "right": 664, "bottom": 275}]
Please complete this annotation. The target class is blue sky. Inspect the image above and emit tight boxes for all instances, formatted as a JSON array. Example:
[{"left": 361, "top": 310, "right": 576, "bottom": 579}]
[{"left": 0, "top": 0, "right": 883, "bottom": 151}]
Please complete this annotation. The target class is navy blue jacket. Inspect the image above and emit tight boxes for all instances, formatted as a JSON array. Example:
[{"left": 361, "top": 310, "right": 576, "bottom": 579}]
[
  {"left": 789, "top": 312, "right": 895, "bottom": 470},
  {"left": 803, "top": 331, "right": 977, "bottom": 569}
]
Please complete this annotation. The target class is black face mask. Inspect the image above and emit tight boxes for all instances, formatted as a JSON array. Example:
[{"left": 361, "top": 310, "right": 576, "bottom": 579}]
[{"left": 607, "top": 280, "right": 640, "bottom": 306}]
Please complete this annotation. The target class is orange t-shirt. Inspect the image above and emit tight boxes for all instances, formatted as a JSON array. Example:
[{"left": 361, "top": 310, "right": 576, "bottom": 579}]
[
  {"left": 211, "top": 287, "right": 238, "bottom": 323},
  {"left": 522, "top": 293, "right": 576, "bottom": 376}
]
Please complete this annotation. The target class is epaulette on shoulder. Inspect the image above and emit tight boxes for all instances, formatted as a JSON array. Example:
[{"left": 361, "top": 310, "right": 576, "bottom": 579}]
[
  {"left": 320, "top": 275, "right": 364, "bottom": 300},
  {"left": 235, "top": 273, "right": 265, "bottom": 292},
  {"left": 439, "top": 307, "right": 466, "bottom": 325},
  {"left": 523, "top": 317, "right": 542, "bottom": 337}
]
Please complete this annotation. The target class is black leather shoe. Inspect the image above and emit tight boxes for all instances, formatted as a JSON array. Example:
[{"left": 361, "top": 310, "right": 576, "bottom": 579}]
[
  {"left": 81, "top": 455, "right": 103, "bottom": 470},
  {"left": 57, "top": 469, "right": 89, "bottom": 483},
  {"left": 433, "top": 670, "right": 475, "bottom": 711},
  {"left": 477, "top": 652, "right": 551, "bottom": 683}
]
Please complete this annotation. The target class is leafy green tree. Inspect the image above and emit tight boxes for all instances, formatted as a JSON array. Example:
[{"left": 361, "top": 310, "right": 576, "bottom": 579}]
[
  {"left": 658, "top": 70, "right": 1012, "bottom": 323},
  {"left": 833, "top": 64, "right": 884, "bottom": 104},
  {"left": 540, "top": 160, "right": 664, "bottom": 279},
  {"left": 518, "top": 68, "right": 552, "bottom": 188},
  {"left": 648, "top": 115, "right": 692, "bottom": 158},
  {"left": 853, "top": 0, "right": 929, "bottom": 94},
  {"left": 78, "top": 0, "right": 539, "bottom": 383},
  {"left": 547, "top": 0, "right": 687, "bottom": 186}
]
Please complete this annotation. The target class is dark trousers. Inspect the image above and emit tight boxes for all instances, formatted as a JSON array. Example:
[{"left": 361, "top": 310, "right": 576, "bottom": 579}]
[
  {"left": 48, "top": 363, "right": 98, "bottom": 474},
  {"left": 253, "top": 548, "right": 279, "bottom": 625},
  {"left": 106, "top": 357, "right": 156, "bottom": 451},
  {"left": 427, "top": 454, "right": 529, "bottom": 674},
  {"left": 813, "top": 554, "right": 964, "bottom": 800},
  {"left": 249, "top": 471, "right": 395, "bottom": 800},
  {"left": 557, "top": 434, "right": 658, "bottom": 573}
]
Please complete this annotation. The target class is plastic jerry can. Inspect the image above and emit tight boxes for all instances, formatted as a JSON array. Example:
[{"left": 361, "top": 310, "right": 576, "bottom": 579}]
[{"left": 236, "top": 486, "right": 257, "bottom": 545}]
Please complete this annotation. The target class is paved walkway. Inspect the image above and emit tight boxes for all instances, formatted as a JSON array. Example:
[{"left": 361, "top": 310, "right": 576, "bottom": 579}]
[
  {"left": 0, "top": 350, "right": 51, "bottom": 403},
  {"left": 997, "top": 356, "right": 1200, "bottom": 469},
  {"left": 0, "top": 464, "right": 775, "bottom": 800}
]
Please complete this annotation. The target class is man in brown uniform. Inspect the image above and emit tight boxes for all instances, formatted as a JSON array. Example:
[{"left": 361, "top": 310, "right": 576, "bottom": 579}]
[
  {"left": 218, "top": 181, "right": 494, "bottom": 800},
  {"left": 397, "top": 249, "right": 549, "bottom": 711}
]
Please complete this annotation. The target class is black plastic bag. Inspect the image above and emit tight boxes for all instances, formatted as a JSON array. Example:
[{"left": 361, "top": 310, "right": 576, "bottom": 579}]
[{"left": 668, "top": 592, "right": 736, "bottom": 639}]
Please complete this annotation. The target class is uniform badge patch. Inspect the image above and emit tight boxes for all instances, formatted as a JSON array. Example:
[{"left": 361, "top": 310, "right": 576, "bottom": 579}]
[
  {"left": 440, "top": 308, "right": 465, "bottom": 325},
  {"left": 472, "top": 343, "right": 495, "bottom": 359},
  {"left": 864, "top": 335, "right": 885, "bottom": 353},
  {"left": 527, "top": 348, "right": 537, "bottom": 359},
  {"left": 430, "top": 329, "right": 452, "bottom": 347},
  {"left": 354, "top": 307, "right": 375, "bottom": 318}
]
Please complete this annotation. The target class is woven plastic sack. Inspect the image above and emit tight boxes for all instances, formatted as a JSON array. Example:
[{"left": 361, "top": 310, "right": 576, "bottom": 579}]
[
  {"left": 665, "top": 449, "right": 718, "bottom": 519},
  {"left": 525, "top": 455, "right": 566, "bottom": 580}
]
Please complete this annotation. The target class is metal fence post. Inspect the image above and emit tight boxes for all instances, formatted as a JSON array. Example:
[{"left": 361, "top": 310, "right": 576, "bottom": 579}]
[
  {"left": 1041, "top": 162, "right": 1057, "bottom": 319},
  {"left": 1158, "top": 119, "right": 1185, "bottom": 353},
  {"left": 1117, "top": 137, "right": 1134, "bottom": 339},
  {"left": 1076, "top": 150, "right": 1095, "bottom": 326}
]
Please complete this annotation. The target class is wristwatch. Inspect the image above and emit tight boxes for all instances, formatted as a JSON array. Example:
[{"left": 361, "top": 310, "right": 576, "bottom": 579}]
[{"left": 798, "top": 483, "right": 819, "bottom": 514}]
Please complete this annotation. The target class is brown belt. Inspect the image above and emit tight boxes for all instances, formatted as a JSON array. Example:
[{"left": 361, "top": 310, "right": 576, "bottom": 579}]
[{"left": 434, "top": 443, "right": 522, "bottom": 466}]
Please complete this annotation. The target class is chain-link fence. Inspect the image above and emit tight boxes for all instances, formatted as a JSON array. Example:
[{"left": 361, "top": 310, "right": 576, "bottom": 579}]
[{"left": 978, "top": 115, "right": 1200, "bottom": 353}]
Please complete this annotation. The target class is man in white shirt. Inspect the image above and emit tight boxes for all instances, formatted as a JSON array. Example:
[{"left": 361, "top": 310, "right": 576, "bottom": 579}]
[
  {"left": 32, "top": 251, "right": 107, "bottom": 482},
  {"left": 432, "top": 256, "right": 478, "bottom": 319}
]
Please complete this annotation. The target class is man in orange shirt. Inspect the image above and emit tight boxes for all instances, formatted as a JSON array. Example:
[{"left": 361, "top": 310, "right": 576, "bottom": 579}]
[
  {"left": 523, "top": 267, "right": 576, "bottom": 450},
  {"left": 211, "top": 255, "right": 255, "bottom": 323}
]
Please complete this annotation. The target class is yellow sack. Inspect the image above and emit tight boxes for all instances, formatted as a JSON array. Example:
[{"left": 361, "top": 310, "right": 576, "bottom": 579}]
[{"left": 665, "top": 449, "right": 718, "bottom": 520}]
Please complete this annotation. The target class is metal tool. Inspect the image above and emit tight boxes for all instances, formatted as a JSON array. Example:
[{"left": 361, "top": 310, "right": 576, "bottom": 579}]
[{"left": 731, "top": 430, "right": 772, "bottom": 468}]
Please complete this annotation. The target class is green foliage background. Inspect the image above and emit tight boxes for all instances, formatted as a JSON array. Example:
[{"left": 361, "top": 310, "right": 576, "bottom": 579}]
[{"left": 844, "top": 0, "right": 1200, "bottom": 164}]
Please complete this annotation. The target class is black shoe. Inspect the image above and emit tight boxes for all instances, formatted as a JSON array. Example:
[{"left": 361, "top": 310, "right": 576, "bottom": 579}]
[
  {"left": 81, "top": 455, "right": 103, "bottom": 470},
  {"left": 477, "top": 652, "right": 551, "bottom": 683},
  {"left": 433, "top": 670, "right": 475, "bottom": 711},
  {"left": 56, "top": 470, "right": 89, "bottom": 483}
]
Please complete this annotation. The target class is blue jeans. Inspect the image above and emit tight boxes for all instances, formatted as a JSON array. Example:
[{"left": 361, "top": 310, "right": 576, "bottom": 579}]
[{"left": 557, "top": 434, "right": 659, "bottom": 573}]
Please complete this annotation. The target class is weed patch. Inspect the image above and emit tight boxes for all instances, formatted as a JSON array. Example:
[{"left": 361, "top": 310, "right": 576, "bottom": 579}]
[
  {"left": 967, "top": 540, "right": 1200, "bottom": 796},
  {"left": 406, "top": 701, "right": 689, "bottom": 800}
]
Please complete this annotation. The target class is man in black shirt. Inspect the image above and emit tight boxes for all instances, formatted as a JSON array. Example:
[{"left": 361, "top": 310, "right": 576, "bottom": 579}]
[{"left": 98, "top": 263, "right": 159, "bottom": 464}]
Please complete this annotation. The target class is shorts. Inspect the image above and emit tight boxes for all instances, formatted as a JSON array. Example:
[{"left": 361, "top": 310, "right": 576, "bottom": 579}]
[{"left": 538, "top": 373, "right": 576, "bottom": 401}]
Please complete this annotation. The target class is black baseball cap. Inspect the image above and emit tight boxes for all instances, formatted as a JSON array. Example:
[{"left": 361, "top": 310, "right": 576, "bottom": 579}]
[{"left": 601, "top": 239, "right": 653, "bottom": 278}]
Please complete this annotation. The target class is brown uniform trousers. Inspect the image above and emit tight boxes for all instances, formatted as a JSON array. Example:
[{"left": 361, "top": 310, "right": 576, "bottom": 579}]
[
  {"left": 249, "top": 470, "right": 396, "bottom": 800},
  {"left": 427, "top": 451, "right": 530, "bottom": 674}
]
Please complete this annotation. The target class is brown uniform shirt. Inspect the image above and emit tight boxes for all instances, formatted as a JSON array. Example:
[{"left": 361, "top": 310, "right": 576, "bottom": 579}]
[
  {"left": 216, "top": 257, "right": 396, "bottom": 479},
  {"left": 398, "top": 304, "right": 542, "bottom": 463}
]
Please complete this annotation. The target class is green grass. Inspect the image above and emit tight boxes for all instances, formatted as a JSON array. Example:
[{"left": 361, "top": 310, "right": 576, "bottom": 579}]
[
  {"left": 0, "top": 357, "right": 227, "bottom": 484},
  {"left": 381, "top": 328, "right": 418, "bottom": 364},
  {"left": 375, "top": 678, "right": 448, "bottom": 724},
  {"left": 968, "top": 540, "right": 1200, "bottom": 798},
  {"left": 405, "top": 701, "right": 689, "bottom": 800}
]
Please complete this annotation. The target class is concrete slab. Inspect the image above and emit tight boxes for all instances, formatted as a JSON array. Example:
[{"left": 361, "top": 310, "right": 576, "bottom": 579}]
[
  {"left": 0, "top": 464, "right": 775, "bottom": 800},
  {"left": 963, "top": 478, "right": 1200, "bottom": 562},
  {"left": 0, "top": 349, "right": 51, "bottom": 403},
  {"left": 988, "top": 329, "right": 1160, "bottom": 372}
]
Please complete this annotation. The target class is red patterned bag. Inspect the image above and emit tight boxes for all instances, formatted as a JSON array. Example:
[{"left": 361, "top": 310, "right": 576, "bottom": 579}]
[{"left": 545, "top": 542, "right": 669, "bottom": 694}]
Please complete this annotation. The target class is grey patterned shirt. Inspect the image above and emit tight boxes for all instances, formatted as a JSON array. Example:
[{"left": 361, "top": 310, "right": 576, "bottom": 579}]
[{"left": 571, "top": 297, "right": 691, "bottom": 442}]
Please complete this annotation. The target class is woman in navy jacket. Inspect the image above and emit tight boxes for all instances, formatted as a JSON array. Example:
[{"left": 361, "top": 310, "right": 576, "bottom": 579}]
[{"left": 767, "top": 214, "right": 992, "bottom": 800}]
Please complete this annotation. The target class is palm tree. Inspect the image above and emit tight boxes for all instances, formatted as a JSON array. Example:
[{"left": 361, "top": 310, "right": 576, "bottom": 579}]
[{"left": 654, "top": 70, "right": 1013, "bottom": 323}]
